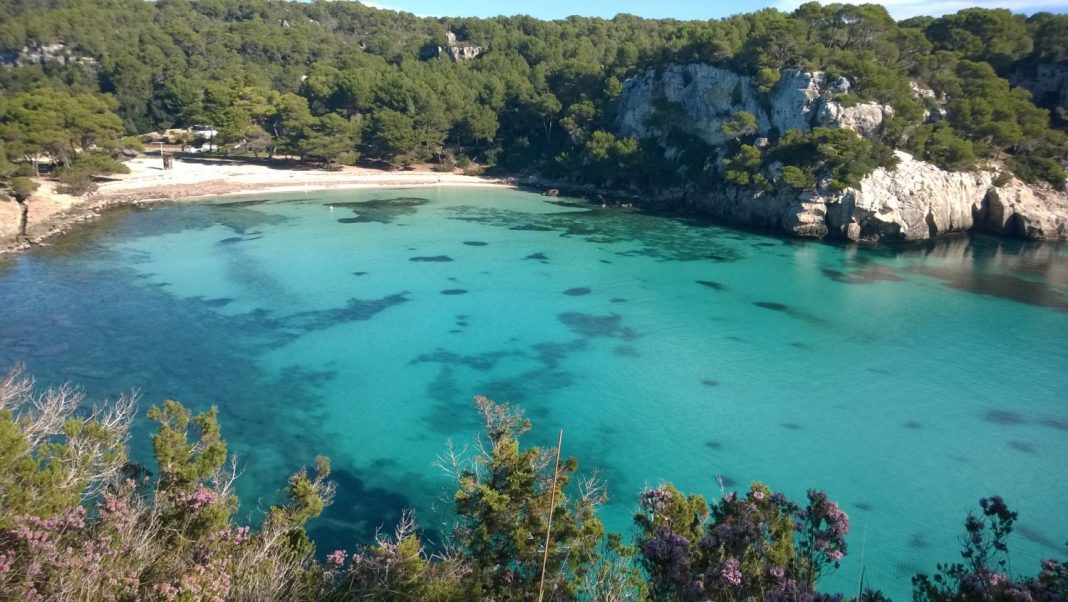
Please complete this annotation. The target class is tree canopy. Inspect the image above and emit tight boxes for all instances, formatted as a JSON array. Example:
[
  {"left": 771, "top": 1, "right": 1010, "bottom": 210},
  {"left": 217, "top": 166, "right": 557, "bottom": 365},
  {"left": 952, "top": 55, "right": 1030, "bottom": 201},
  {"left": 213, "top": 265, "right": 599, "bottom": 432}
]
[{"left": 0, "top": 1, "right": 1064, "bottom": 196}]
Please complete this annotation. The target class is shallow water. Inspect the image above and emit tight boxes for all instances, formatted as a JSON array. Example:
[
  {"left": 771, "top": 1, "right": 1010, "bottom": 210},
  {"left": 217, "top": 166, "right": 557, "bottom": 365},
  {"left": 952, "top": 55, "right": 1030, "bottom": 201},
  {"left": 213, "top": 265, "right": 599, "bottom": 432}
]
[{"left": 1, "top": 187, "right": 1066, "bottom": 597}]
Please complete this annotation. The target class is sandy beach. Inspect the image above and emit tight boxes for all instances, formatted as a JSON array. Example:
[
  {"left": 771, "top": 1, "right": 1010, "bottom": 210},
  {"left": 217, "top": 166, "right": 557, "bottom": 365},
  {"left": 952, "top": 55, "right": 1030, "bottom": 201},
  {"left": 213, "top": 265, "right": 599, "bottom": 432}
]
[{"left": 1, "top": 155, "right": 514, "bottom": 254}]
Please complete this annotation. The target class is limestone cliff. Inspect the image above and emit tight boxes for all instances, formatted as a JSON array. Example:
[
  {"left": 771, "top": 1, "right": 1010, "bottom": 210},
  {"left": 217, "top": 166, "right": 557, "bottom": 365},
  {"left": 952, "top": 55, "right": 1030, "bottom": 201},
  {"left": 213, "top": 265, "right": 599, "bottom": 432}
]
[
  {"left": 615, "top": 64, "right": 1068, "bottom": 242},
  {"left": 616, "top": 64, "right": 891, "bottom": 145}
]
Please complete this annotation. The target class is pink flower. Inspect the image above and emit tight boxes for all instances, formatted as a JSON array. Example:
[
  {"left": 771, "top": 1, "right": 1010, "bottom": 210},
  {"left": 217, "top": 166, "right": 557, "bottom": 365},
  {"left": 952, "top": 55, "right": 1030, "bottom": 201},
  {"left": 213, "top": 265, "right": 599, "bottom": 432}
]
[
  {"left": 326, "top": 549, "right": 348, "bottom": 568},
  {"left": 183, "top": 485, "right": 219, "bottom": 510},
  {"left": 827, "top": 549, "right": 844, "bottom": 563}
]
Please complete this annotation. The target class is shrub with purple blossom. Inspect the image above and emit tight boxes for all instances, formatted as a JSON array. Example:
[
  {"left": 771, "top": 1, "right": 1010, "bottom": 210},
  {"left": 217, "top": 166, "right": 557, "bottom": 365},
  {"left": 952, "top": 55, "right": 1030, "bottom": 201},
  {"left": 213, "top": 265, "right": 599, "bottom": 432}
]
[
  {"left": 792, "top": 489, "right": 851, "bottom": 587},
  {"left": 3, "top": 369, "right": 1067, "bottom": 601},
  {"left": 913, "top": 496, "right": 1068, "bottom": 602},
  {"left": 636, "top": 482, "right": 857, "bottom": 601},
  {"left": 0, "top": 371, "right": 335, "bottom": 600}
]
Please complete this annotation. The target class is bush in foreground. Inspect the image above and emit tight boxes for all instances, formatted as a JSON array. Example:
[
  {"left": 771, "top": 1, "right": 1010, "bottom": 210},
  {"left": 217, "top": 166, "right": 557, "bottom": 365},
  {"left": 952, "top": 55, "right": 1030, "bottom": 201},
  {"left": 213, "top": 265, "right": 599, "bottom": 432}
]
[{"left": 0, "top": 368, "right": 1065, "bottom": 600}]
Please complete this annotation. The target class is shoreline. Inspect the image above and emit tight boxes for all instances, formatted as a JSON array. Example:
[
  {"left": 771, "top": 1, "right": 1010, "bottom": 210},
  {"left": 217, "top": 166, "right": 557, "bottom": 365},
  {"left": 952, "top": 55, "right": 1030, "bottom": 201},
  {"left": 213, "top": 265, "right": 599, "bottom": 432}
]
[{"left": 0, "top": 156, "right": 517, "bottom": 255}]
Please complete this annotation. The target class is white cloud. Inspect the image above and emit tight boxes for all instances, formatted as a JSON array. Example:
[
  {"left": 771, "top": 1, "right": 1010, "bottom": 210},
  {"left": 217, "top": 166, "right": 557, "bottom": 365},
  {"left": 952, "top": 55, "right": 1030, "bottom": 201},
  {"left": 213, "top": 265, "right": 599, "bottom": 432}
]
[{"left": 774, "top": 0, "right": 1068, "bottom": 19}]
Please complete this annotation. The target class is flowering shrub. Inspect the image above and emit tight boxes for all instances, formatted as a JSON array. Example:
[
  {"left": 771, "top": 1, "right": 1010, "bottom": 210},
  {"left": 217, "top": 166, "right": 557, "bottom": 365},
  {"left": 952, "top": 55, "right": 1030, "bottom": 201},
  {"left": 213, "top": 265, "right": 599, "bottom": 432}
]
[
  {"left": 913, "top": 496, "right": 1068, "bottom": 602},
  {"left": 0, "top": 370, "right": 334, "bottom": 600},
  {"left": 1, "top": 370, "right": 1065, "bottom": 601},
  {"left": 636, "top": 482, "right": 861, "bottom": 601}
]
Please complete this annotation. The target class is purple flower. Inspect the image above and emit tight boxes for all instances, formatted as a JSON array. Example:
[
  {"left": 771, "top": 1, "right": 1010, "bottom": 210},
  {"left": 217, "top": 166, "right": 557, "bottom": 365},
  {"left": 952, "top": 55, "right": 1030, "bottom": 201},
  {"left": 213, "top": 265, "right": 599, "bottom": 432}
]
[{"left": 718, "top": 558, "right": 743, "bottom": 586}]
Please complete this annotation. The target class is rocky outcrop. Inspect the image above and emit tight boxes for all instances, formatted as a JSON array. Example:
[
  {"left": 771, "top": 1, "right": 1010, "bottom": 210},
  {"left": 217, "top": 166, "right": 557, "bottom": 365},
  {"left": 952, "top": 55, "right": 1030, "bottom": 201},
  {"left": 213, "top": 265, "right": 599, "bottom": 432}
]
[
  {"left": 980, "top": 180, "right": 1068, "bottom": 239},
  {"left": 616, "top": 64, "right": 891, "bottom": 145},
  {"left": 0, "top": 43, "right": 98, "bottom": 68},
  {"left": 828, "top": 152, "right": 995, "bottom": 241},
  {"left": 615, "top": 64, "right": 1068, "bottom": 242},
  {"left": 680, "top": 151, "right": 1068, "bottom": 242},
  {"left": 437, "top": 31, "right": 483, "bottom": 62}
]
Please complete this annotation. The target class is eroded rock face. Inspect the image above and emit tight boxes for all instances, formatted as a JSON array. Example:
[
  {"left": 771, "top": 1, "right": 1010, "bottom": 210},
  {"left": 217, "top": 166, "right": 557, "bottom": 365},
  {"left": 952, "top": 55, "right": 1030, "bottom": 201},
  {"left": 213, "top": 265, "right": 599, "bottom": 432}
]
[
  {"left": 615, "top": 65, "right": 1068, "bottom": 242},
  {"left": 616, "top": 64, "right": 891, "bottom": 145},
  {"left": 437, "top": 31, "right": 483, "bottom": 62},
  {"left": 0, "top": 43, "right": 98, "bottom": 68},
  {"left": 684, "top": 152, "right": 1068, "bottom": 242},
  {"left": 830, "top": 152, "right": 993, "bottom": 241},
  {"left": 816, "top": 102, "right": 892, "bottom": 138},
  {"left": 981, "top": 180, "right": 1068, "bottom": 239}
]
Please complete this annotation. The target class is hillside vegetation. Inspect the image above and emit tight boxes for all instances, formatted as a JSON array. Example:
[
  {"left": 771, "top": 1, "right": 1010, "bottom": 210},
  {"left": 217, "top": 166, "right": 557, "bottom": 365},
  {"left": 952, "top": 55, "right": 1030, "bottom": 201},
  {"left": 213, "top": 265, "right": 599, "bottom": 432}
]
[{"left": 0, "top": 0, "right": 1066, "bottom": 202}]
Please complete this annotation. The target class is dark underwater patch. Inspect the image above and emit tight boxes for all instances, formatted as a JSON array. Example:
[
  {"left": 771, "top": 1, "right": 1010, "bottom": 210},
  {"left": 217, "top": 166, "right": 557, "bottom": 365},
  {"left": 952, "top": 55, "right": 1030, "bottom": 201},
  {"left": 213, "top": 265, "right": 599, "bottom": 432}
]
[
  {"left": 305, "top": 467, "right": 412, "bottom": 557},
  {"left": 854, "top": 502, "right": 873, "bottom": 512},
  {"left": 413, "top": 348, "right": 519, "bottom": 372},
  {"left": 821, "top": 266, "right": 903, "bottom": 285},
  {"left": 510, "top": 224, "right": 555, "bottom": 231},
  {"left": 219, "top": 236, "right": 245, "bottom": 244},
  {"left": 213, "top": 198, "right": 272, "bottom": 208},
  {"left": 789, "top": 341, "right": 811, "bottom": 350},
  {"left": 696, "top": 280, "right": 726, "bottom": 291},
  {"left": 477, "top": 368, "right": 575, "bottom": 409},
  {"left": 613, "top": 345, "right": 640, "bottom": 357},
  {"left": 982, "top": 410, "right": 1025, "bottom": 425},
  {"left": 532, "top": 340, "right": 588, "bottom": 369},
  {"left": 716, "top": 475, "right": 737, "bottom": 488},
  {"left": 440, "top": 289, "right": 468, "bottom": 295},
  {"left": 558, "top": 312, "right": 638, "bottom": 340},
  {"left": 753, "top": 301, "right": 830, "bottom": 326},
  {"left": 902, "top": 420, "right": 923, "bottom": 429},
  {"left": 1008, "top": 440, "right": 1037, "bottom": 454},
  {"left": 285, "top": 293, "right": 409, "bottom": 332},
  {"left": 329, "top": 197, "right": 429, "bottom": 224},
  {"left": 1039, "top": 417, "right": 1068, "bottom": 431},
  {"left": 563, "top": 287, "right": 591, "bottom": 296},
  {"left": 352, "top": 271, "right": 368, "bottom": 276},
  {"left": 462, "top": 241, "right": 488, "bottom": 246},
  {"left": 446, "top": 205, "right": 743, "bottom": 262},
  {"left": 525, "top": 252, "right": 549, "bottom": 261},
  {"left": 910, "top": 264, "right": 1068, "bottom": 312},
  {"left": 410, "top": 255, "right": 453, "bottom": 262},
  {"left": 1017, "top": 525, "right": 1067, "bottom": 552},
  {"left": 705, "top": 440, "right": 723, "bottom": 450},
  {"left": 700, "top": 378, "right": 719, "bottom": 387},
  {"left": 610, "top": 297, "right": 627, "bottom": 303},
  {"left": 779, "top": 422, "right": 802, "bottom": 430},
  {"left": 201, "top": 297, "right": 234, "bottom": 308},
  {"left": 908, "top": 533, "right": 928, "bottom": 549}
]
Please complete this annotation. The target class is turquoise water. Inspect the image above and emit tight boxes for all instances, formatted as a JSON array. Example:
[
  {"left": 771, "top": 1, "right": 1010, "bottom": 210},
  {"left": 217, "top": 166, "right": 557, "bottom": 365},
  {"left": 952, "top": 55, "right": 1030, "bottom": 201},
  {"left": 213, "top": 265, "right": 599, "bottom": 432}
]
[{"left": 1, "top": 187, "right": 1066, "bottom": 598}]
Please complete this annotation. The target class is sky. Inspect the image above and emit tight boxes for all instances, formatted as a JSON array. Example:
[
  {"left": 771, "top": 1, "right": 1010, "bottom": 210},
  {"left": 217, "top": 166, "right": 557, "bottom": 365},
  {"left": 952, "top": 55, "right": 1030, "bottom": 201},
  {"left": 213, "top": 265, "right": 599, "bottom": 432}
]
[{"left": 360, "top": 0, "right": 1068, "bottom": 20}]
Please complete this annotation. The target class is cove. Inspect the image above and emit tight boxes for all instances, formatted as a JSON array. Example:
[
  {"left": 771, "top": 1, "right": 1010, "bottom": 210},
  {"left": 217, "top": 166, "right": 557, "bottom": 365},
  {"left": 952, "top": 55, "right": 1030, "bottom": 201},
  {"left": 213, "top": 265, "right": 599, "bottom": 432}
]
[{"left": 1, "top": 187, "right": 1066, "bottom": 599}]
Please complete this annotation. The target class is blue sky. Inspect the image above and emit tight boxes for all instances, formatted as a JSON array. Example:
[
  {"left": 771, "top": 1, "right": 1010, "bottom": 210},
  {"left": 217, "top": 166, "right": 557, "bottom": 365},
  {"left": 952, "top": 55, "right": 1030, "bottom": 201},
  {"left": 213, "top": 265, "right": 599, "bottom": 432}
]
[{"left": 361, "top": 0, "right": 1068, "bottom": 20}]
